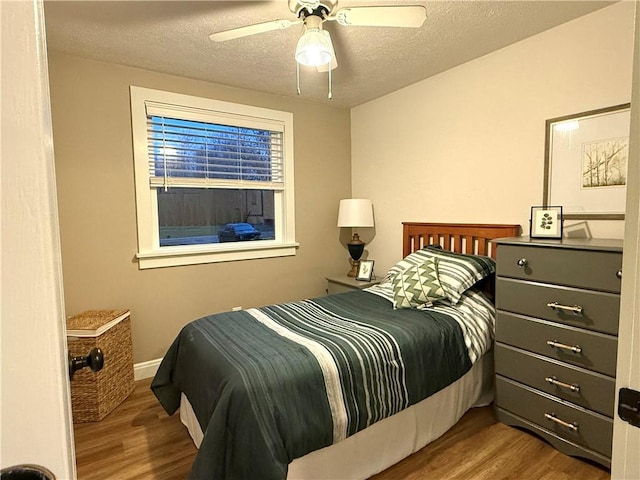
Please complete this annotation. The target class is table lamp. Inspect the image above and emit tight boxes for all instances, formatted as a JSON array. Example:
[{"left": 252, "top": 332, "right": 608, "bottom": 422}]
[{"left": 337, "top": 199, "right": 374, "bottom": 277}]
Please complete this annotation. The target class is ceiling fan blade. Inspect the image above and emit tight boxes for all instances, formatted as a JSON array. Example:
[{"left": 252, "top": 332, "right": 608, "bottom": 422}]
[
  {"left": 209, "top": 19, "right": 300, "bottom": 42},
  {"left": 333, "top": 5, "right": 426, "bottom": 28}
]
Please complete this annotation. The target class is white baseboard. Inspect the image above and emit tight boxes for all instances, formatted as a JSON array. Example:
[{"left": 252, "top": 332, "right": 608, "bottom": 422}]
[{"left": 134, "top": 357, "right": 162, "bottom": 381}]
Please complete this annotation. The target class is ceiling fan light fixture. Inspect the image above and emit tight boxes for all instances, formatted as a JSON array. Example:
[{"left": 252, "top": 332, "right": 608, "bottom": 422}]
[{"left": 295, "top": 28, "right": 333, "bottom": 66}]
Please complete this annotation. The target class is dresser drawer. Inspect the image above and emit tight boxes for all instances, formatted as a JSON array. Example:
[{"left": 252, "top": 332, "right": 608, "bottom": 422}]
[
  {"left": 495, "top": 343, "right": 616, "bottom": 417},
  {"left": 496, "top": 376, "right": 613, "bottom": 457},
  {"left": 496, "top": 277, "right": 620, "bottom": 335},
  {"left": 496, "top": 312, "right": 618, "bottom": 376},
  {"left": 496, "top": 244, "right": 622, "bottom": 293}
]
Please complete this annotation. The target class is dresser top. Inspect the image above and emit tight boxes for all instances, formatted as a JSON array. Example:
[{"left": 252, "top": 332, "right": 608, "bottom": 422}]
[{"left": 492, "top": 236, "right": 623, "bottom": 252}]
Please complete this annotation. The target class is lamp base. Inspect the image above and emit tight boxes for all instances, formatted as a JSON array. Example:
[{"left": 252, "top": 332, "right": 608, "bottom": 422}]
[
  {"left": 346, "top": 233, "right": 365, "bottom": 277},
  {"left": 347, "top": 260, "right": 360, "bottom": 277}
]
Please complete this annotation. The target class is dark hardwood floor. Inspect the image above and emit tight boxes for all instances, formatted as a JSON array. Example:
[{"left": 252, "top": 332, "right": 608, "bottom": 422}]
[{"left": 74, "top": 379, "right": 611, "bottom": 479}]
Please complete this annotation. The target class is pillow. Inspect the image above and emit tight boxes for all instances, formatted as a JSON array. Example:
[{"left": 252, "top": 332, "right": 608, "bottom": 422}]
[
  {"left": 382, "top": 249, "right": 434, "bottom": 283},
  {"left": 422, "top": 246, "right": 495, "bottom": 305},
  {"left": 391, "top": 258, "right": 447, "bottom": 309},
  {"left": 383, "top": 246, "right": 495, "bottom": 305}
]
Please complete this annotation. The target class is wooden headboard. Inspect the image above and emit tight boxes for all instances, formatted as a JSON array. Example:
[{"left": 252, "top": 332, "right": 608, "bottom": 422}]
[{"left": 403, "top": 222, "right": 521, "bottom": 259}]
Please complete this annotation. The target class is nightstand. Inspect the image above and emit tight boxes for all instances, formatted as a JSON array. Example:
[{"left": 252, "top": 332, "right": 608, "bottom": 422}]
[{"left": 326, "top": 275, "right": 381, "bottom": 295}]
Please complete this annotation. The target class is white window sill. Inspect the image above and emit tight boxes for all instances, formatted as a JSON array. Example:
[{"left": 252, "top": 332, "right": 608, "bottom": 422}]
[{"left": 136, "top": 242, "right": 299, "bottom": 269}]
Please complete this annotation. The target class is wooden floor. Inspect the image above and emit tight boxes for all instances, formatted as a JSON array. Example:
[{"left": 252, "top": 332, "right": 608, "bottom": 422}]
[{"left": 74, "top": 379, "right": 611, "bottom": 479}]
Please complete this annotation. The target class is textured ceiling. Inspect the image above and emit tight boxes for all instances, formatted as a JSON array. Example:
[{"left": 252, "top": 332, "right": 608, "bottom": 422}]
[{"left": 43, "top": 0, "right": 615, "bottom": 108}]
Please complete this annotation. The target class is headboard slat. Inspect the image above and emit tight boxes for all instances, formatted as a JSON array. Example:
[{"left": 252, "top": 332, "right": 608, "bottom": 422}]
[
  {"left": 476, "top": 237, "right": 488, "bottom": 256},
  {"left": 403, "top": 223, "right": 521, "bottom": 259}
]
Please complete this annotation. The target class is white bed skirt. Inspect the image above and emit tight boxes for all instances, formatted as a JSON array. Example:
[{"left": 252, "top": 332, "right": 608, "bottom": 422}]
[{"left": 180, "top": 352, "right": 494, "bottom": 479}]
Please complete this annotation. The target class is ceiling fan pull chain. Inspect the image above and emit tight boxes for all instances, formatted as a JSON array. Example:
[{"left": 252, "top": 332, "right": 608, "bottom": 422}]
[
  {"left": 328, "top": 64, "right": 332, "bottom": 99},
  {"left": 296, "top": 61, "right": 301, "bottom": 95}
]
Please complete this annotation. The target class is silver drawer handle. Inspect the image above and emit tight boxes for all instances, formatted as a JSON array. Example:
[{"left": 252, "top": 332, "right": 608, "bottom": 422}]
[
  {"left": 517, "top": 258, "right": 528, "bottom": 268},
  {"left": 545, "top": 413, "right": 579, "bottom": 432},
  {"left": 546, "top": 340, "right": 582, "bottom": 354},
  {"left": 547, "top": 302, "right": 583, "bottom": 315},
  {"left": 545, "top": 376, "right": 580, "bottom": 392}
]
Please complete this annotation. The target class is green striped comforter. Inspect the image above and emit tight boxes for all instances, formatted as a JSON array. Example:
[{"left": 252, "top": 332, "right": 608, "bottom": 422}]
[{"left": 151, "top": 289, "right": 494, "bottom": 479}]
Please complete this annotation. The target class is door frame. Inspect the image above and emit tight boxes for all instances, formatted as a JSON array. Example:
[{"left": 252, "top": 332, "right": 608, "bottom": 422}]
[
  {"left": 0, "top": 0, "right": 76, "bottom": 477},
  {"left": 611, "top": 4, "right": 640, "bottom": 478}
]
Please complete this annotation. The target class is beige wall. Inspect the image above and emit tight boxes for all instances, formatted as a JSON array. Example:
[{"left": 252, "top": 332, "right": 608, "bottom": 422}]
[
  {"left": 351, "top": 2, "right": 635, "bottom": 273},
  {"left": 48, "top": 53, "right": 352, "bottom": 363}
]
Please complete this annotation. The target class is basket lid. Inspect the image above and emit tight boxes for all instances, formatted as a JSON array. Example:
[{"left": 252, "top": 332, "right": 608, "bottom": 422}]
[{"left": 67, "top": 309, "right": 129, "bottom": 336}]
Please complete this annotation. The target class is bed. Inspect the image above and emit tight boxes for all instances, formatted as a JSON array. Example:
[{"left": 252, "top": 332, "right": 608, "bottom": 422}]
[{"left": 151, "top": 222, "right": 521, "bottom": 479}]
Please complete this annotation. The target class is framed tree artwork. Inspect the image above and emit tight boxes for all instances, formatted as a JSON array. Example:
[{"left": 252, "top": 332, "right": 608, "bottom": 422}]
[{"left": 543, "top": 103, "right": 631, "bottom": 219}]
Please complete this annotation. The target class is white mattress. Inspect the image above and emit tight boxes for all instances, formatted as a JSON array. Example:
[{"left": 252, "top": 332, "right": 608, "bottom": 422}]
[{"left": 179, "top": 351, "right": 494, "bottom": 479}]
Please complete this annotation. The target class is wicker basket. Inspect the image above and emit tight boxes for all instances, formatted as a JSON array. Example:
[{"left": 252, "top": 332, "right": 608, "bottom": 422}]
[{"left": 67, "top": 309, "right": 134, "bottom": 423}]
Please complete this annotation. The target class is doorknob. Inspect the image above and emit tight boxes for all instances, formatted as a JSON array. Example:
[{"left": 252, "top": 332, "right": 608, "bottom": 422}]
[
  {"left": 1, "top": 464, "right": 56, "bottom": 479},
  {"left": 68, "top": 347, "right": 104, "bottom": 380},
  {"left": 618, "top": 387, "right": 640, "bottom": 428}
]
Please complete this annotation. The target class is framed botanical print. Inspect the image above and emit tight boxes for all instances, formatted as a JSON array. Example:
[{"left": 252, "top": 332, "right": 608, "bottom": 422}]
[
  {"left": 356, "top": 260, "right": 375, "bottom": 281},
  {"left": 530, "top": 206, "right": 563, "bottom": 239}
]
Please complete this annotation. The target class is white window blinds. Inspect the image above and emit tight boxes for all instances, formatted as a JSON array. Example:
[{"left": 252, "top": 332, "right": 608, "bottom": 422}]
[{"left": 145, "top": 101, "right": 284, "bottom": 190}]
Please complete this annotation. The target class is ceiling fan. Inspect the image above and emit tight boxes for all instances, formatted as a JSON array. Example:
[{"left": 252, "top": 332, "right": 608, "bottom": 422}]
[{"left": 209, "top": 1, "right": 427, "bottom": 98}]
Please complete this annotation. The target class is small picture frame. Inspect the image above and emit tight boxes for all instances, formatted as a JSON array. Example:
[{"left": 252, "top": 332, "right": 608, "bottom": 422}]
[
  {"left": 530, "top": 206, "right": 563, "bottom": 239},
  {"left": 356, "top": 260, "right": 375, "bottom": 281}
]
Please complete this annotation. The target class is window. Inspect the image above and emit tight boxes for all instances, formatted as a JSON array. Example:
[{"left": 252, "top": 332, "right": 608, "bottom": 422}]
[{"left": 130, "top": 86, "right": 297, "bottom": 269}]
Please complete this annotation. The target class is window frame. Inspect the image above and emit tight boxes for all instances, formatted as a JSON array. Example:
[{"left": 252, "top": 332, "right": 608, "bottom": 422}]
[{"left": 130, "top": 86, "right": 297, "bottom": 269}]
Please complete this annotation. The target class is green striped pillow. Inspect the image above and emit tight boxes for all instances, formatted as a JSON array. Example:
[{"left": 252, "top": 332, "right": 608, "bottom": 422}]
[
  {"left": 391, "top": 258, "right": 447, "bottom": 309},
  {"left": 385, "top": 246, "right": 495, "bottom": 305}
]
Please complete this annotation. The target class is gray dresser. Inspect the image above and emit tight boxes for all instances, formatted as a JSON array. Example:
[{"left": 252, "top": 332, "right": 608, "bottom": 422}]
[{"left": 493, "top": 236, "right": 623, "bottom": 468}]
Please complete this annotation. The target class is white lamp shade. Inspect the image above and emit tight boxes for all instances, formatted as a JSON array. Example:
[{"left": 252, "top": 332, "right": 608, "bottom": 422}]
[
  {"left": 295, "top": 29, "right": 333, "bottom": 67},
  {"left": 337, "top": 199, "right": 374, "bottom": 228}
]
